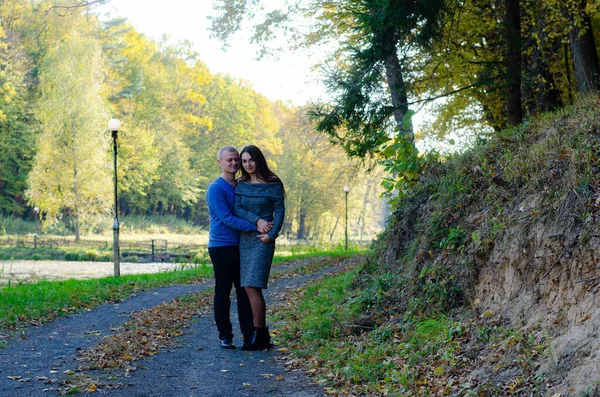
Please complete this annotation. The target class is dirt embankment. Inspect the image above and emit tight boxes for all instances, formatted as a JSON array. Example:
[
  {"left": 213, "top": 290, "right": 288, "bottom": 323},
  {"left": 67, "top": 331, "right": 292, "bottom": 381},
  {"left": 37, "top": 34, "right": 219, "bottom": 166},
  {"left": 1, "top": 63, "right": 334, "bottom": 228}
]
[{"left": 377, "top": 98, "right": 600, "bottom": 395}]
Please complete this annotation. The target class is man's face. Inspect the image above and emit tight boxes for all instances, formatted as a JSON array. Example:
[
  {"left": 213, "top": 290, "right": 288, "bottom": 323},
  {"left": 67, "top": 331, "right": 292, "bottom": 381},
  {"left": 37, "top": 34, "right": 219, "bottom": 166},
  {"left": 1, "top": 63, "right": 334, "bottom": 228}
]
[{"left": 218, "top": 150, "right": 240, "bottom": 175}]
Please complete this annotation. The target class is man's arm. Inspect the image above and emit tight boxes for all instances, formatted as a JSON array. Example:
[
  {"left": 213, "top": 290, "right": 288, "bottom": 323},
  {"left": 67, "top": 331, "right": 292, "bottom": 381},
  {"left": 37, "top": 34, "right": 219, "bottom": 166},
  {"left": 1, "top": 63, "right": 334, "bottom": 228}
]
[{"left": 207, "top": 184, "right": 257, "bottom": 232}]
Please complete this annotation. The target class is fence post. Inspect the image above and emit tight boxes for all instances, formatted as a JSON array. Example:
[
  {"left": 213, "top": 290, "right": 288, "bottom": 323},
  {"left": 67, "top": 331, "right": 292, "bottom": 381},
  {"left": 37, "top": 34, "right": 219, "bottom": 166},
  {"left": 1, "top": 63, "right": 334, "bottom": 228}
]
[
  {"left": 34, "top": 234, "right": 37, "bottom": 249},
  {"left": 151, "top": 239, "right": 155, "bottom": 261}
]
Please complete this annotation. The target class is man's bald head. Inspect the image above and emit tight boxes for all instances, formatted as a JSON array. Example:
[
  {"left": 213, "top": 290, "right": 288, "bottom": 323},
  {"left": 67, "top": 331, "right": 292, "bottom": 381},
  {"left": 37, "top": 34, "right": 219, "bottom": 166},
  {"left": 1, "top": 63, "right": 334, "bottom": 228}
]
[{"left": 218, "top": 146, "right": 238, "bottom": 160}]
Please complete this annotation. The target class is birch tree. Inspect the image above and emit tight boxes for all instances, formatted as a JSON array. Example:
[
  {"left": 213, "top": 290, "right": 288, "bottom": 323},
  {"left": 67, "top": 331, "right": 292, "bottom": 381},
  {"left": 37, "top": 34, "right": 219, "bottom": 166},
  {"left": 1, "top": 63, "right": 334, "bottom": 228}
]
[{"left": 27, "top": 34, "right": 111, "bottom": 240}]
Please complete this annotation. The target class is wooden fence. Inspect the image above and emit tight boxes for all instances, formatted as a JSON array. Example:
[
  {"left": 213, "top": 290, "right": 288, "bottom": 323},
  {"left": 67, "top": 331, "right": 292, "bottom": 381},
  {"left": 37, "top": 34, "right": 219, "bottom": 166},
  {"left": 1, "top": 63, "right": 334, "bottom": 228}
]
[{"left": 0, "top": 235, "right": 206, "bottom": 259}]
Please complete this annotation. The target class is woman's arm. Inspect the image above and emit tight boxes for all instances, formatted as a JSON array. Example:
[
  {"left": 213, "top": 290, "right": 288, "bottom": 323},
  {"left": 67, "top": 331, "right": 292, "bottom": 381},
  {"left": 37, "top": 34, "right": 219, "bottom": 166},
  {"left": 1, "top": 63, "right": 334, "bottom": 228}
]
[{"left": 266, "top": 194, "right": 285, "bottom": 240}]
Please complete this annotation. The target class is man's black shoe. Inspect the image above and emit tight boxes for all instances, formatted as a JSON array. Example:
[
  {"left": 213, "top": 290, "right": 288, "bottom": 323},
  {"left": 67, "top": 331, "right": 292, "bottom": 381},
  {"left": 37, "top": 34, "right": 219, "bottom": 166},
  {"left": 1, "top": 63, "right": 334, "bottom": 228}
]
[{"left": 219, "top": 337, "right": 235, "bottom": 349}]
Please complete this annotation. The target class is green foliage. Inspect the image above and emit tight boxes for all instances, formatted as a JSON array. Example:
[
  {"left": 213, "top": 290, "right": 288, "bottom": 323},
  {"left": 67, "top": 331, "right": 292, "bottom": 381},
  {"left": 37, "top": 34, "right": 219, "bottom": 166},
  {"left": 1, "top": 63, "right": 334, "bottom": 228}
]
[
  {"left": 0, "top": 19, "right": 36, "bottom": 216},
  {"left": 27, "top": 32, "right": 112, "bottom": 236},
  {"left": 380, "top": 132, "right": 424, "bottom": 209},
  {"left": 0, "top": 215, "right": 35, "bottom": 235},
  {"left": 0, "top": 4, "right": 389, "bottom": 244}
]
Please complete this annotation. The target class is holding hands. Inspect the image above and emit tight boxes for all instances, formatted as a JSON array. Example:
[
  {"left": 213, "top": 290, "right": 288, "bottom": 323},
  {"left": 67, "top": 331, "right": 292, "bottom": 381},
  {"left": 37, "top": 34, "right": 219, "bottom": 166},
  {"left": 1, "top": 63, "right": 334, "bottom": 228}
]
[
  {"left": 256, "top": 218, "right": 273, "bottom": 234},
  {"left": 256, "top": 219, "right": 274, "bottom": 243}
]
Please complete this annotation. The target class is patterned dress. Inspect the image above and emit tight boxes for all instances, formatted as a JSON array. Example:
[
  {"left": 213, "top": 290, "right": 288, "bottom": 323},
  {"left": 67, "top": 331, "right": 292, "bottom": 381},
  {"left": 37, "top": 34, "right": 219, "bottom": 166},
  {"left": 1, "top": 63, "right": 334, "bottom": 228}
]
[{"left": 234, "top": 181, "right": 285, "bottom": 289}]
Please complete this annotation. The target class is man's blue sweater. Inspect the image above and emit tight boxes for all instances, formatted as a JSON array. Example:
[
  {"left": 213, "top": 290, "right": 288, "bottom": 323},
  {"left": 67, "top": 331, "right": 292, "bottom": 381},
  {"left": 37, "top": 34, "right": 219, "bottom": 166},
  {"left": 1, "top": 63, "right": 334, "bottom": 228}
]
[{"left": 206, "top": 177, "right": 257, "bottom": 248}]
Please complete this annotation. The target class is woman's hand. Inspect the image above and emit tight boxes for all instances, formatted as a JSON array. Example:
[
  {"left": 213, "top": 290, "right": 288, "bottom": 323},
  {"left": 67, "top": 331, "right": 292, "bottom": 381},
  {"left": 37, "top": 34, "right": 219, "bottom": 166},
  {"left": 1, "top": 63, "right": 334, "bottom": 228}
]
[
  {"left": 258, "top": 234, "right": 273, "bottom": 243},
  {"left": 256, "top": 219, "right": 273, "bottom": 234}
]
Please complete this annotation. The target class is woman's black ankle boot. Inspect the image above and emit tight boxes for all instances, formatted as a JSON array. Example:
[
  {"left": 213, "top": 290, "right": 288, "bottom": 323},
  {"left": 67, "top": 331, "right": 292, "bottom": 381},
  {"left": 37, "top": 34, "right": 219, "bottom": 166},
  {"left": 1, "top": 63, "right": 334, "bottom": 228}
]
[{"left": 242, "top": 327, "right": 273, "bottom": 351}]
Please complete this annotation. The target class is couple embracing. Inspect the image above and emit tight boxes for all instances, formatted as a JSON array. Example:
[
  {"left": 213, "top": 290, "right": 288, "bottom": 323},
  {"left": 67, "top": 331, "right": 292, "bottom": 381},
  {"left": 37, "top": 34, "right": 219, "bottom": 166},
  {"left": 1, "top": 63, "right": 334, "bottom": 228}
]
[{"left": 205, "top": 145, "right": 285, "bottom": 351}]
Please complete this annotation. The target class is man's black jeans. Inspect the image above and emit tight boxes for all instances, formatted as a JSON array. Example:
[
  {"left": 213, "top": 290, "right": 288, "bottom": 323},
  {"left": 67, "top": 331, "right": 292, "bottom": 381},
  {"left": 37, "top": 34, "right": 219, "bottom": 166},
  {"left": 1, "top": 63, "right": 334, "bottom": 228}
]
[{"left": 208, "top": 246, "right": 254, "bottom": 341}]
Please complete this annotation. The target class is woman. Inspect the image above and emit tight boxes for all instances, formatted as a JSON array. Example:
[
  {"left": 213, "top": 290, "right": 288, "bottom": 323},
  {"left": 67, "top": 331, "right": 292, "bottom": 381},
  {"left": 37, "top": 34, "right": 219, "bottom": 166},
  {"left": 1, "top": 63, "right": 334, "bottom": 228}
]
[{"left": 234, "top": 145, "right": 285, "bottom": 351}]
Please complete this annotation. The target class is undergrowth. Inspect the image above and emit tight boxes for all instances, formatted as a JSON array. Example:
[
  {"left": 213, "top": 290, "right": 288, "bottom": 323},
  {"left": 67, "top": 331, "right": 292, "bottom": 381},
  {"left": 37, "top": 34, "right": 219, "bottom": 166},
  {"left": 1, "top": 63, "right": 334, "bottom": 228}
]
[{"left": 274, "top": 268, "right": 549, "bottom": 396}]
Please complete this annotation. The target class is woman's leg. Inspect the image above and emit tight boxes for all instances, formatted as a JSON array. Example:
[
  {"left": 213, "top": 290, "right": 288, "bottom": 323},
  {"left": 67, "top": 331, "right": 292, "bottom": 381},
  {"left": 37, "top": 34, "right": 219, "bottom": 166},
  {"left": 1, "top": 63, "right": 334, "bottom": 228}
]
[{"left": 245, "top": 286, "right": 266, "bottom": 328}]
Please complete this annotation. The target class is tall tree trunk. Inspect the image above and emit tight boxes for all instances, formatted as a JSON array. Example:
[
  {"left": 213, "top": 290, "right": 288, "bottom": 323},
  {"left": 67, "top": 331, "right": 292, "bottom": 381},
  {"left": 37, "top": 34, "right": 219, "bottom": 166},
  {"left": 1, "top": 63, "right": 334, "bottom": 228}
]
[
  {"left": 297, "top": 209, "right": 307, "bottom": 240},
  {"left": 564, "top": 43, "right": 574, "bottom": 102},
  {"left": 329, "top": 216, "right": 339, "bottom": 242},
  {"left": 521, "top": 10, "right": 562, "bottom": 115},
  {"left": 383, "top": 51, "right": 412, "bottom": 141},
  {"left": 567, "top": 0, "right": 600, "bottom": 93},
  {"left": 505, "top": 0, "right": 522, "bottom": 126},
  {"left": 73, "top": 164, "right": 81, "bottom": 243},
  {"left": 358, "top": 179, "right": 372, "bottom": 241}
]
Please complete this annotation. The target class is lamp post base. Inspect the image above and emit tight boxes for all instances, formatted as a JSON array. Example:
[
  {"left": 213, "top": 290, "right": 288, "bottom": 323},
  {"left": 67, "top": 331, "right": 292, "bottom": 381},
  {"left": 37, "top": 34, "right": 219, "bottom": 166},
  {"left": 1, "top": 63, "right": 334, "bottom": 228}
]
[{"left": 113, "top": 218, "right": 120, "bottom": 277}]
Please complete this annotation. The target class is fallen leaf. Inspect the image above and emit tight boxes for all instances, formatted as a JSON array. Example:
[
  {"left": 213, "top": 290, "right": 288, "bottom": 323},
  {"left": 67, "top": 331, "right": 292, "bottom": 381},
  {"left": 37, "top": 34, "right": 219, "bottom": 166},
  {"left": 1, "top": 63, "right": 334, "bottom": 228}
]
[
  {"left": 242, "top": 383, "right": 251, "bottom": 386},
  {"left": 579, "top": 314, "right": 591, "bottom": 323},
  {"left": 63, "top": 370, "right": 75, "bottom": 375},
  {"left": 87, "top": 384, "right": 98, "bottom": 392},
  {"left": 275, "top": 375, "right": 285, "bottom": 381}
]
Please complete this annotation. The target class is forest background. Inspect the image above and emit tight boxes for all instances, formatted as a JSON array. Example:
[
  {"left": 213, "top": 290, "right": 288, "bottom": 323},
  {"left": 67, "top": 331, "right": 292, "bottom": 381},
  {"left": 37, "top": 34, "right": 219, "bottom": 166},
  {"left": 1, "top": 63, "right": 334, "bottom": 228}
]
[
  {"left": 2, "top": 0, "right": 600, "bottom": 247},
  {"left": 0, "top": 0, "right": 389, "bottom": 245}
]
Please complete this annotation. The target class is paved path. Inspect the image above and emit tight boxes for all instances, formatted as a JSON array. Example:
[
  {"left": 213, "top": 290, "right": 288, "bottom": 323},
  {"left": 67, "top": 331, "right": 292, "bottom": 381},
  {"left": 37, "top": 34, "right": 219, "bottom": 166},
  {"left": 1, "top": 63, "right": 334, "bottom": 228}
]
[{"left": 0, "top": 256, "right": 360, "bottom": 396}]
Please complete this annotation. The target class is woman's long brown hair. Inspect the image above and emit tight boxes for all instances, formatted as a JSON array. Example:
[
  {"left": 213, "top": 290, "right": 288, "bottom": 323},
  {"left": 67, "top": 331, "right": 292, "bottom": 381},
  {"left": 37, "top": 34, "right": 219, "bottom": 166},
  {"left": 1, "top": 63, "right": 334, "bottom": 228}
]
[{"left": 239, "top": 145, "right": 286, "bottom": 196}]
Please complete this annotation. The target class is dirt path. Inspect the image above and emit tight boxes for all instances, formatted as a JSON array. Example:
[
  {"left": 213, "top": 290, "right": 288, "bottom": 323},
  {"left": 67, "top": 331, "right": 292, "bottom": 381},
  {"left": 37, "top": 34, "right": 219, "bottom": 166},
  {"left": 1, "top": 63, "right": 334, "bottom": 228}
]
[{"left": 0, "top": 256, "right": 363, "bottom": 396}]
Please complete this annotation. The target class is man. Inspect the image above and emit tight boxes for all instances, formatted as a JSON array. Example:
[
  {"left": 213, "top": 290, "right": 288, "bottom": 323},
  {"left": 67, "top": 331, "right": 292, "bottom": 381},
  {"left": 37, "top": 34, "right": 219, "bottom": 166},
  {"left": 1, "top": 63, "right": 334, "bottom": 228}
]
[{"left": 205, "top": 146, "right": 272, "bottom": 349}]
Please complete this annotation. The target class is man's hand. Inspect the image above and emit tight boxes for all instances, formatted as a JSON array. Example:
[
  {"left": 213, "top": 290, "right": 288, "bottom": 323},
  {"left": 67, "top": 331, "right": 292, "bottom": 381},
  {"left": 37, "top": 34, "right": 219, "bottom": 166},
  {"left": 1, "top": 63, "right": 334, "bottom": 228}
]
[
  {"left": 256, "top": 219, "right": 273, "bottom": 234},
  {"left": 258, "top": 234, "right": 273, "bottom": 243}
]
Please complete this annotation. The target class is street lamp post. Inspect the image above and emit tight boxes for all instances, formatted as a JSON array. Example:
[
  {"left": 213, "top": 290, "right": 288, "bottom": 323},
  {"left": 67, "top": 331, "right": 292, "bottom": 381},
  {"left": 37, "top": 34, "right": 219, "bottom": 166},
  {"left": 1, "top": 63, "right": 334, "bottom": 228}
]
[
  {"left": 344, "top": 186, "right": 350, "bottom": 251},
  {"left": 108, "top": 118, "right": 121, "bottom": 277},
  {"left": 33, "top": 207, "right": 39, "bottom": 249}
]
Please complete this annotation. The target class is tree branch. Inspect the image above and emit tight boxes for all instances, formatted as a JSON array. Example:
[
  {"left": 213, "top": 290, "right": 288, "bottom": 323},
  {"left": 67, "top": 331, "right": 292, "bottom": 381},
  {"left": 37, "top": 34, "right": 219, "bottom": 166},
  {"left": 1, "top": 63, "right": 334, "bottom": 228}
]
[
  {"left": 44, "top": 1, "right": 106, "bottom": 17},
  {"left": 407, "top": 83, "right": 479, "bottom": 106}
]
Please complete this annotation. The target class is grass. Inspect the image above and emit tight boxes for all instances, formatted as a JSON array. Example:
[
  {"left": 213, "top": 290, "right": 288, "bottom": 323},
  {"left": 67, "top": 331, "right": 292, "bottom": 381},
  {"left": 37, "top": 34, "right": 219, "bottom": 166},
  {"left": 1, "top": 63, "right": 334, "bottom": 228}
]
[
  {"left": 273, "top": 267, "right": 549, "bottom": 396},
  {"left": 0, "top": 264, "right": 213, "bottom": 331}
]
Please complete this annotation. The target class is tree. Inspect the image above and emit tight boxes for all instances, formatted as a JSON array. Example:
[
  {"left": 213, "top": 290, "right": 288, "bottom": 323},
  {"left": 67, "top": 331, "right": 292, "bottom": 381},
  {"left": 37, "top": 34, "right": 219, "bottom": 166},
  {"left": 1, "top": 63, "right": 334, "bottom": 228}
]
[
  {"left": 565, "top": 0, "right": 600, "bottom": 93},
  {"left": 0, "top": 23, "right": 36, "bottom": 216},
  {"left": 211, "top": 1, "right": 449, "bottom": 158},
  {"left": 505, "top": 0, "right": 522, "bottom": 125},
  {"left": 27, "top": 33, "right": 111, "bottom": 240}
]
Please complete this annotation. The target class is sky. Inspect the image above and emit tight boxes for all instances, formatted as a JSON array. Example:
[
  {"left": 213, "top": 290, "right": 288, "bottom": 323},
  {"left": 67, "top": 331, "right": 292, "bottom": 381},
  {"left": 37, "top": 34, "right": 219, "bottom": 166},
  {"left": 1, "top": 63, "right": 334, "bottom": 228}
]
[{"left": 93, "top": 0, "right": 327, "bottom": 105}]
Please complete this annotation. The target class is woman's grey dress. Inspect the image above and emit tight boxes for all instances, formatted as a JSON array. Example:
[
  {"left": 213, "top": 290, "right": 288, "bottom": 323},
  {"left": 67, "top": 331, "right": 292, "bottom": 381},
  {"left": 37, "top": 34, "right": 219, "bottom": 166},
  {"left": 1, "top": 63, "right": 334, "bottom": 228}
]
[{"left": 234, "top": 181, "right": 285, "bottom": 289}]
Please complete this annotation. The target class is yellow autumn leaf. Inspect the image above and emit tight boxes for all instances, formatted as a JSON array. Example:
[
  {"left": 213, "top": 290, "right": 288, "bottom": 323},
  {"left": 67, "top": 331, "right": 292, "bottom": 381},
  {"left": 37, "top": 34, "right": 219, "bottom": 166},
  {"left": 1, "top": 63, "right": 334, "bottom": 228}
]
[
  {"left": 88, "top": 384, "right": 98, "bottom": 392},
  {"left": 275, "top": 375, "right": 284, "bottom": 381},
  {"left": 63, "top": 370, "right": 75, "bottom": 375}
]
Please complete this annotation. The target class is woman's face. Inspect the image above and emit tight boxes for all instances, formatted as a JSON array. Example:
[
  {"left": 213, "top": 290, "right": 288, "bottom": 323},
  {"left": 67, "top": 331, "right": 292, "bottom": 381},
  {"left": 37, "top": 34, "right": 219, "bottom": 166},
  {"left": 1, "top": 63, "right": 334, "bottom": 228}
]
[{"left": 241, "top": 152, "right": 257, "bottom": 176}]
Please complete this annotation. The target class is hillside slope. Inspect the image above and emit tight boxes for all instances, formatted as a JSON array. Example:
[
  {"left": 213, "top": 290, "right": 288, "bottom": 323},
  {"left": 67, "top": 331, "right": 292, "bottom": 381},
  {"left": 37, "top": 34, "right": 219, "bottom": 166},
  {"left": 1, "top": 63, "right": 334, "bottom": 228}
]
[{"left": 374, "top": 96, "right": 600, "bottom": 395}]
